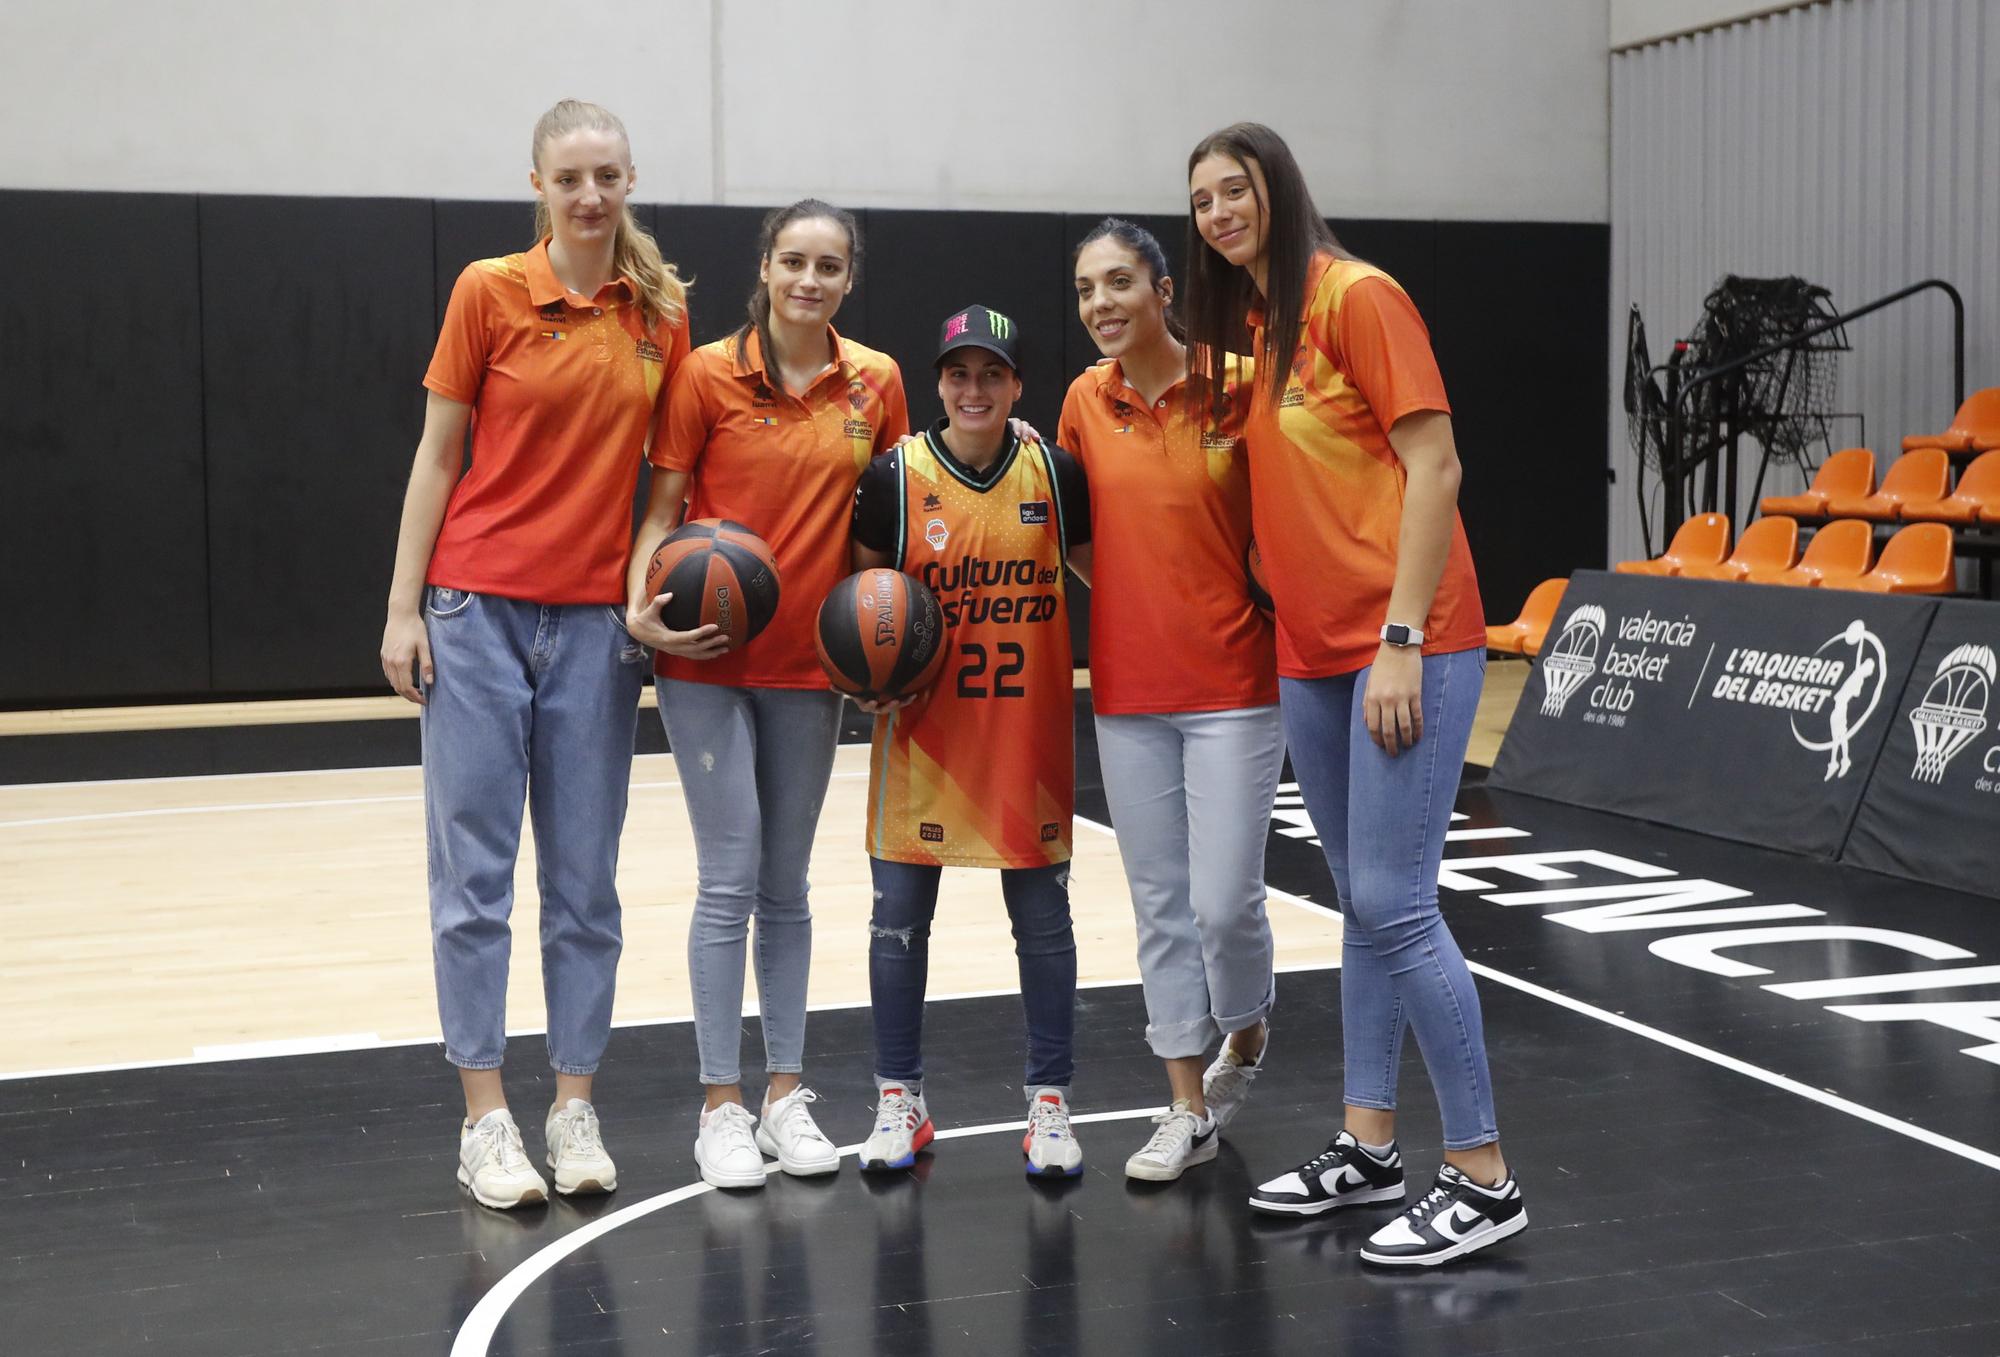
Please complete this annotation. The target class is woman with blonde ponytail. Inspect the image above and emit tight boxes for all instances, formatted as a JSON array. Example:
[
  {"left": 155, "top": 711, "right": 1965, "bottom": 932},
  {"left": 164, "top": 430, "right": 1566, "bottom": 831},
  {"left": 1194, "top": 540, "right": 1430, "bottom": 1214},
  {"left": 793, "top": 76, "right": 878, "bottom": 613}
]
[{"left": 380, "top": 99, "right": 697, "bottom": 1211}]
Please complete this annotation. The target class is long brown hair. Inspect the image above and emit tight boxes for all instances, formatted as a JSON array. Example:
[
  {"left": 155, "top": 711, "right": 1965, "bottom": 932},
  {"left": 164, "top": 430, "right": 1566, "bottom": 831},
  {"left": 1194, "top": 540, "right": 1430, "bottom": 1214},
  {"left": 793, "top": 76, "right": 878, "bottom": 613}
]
[
  {"left": 529, "top": 100, "right": 688, "bottom": 331},
  {"left": 1182, "top": 123, "right": 1348, "bottom": 410},
  {"left": 734, "top": 199, "right": 861, "bottom": 374}
]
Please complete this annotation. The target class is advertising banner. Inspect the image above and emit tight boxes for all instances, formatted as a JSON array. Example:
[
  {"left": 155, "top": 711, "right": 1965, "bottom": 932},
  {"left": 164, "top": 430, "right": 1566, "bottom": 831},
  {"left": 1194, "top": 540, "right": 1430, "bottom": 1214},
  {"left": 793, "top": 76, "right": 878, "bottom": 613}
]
[
  {"left": 1488, "top": 571, "right": 1937, "bottom": 857},
  {"left": 1842, "top": 598, "right": 2000, "bottom": 898}
]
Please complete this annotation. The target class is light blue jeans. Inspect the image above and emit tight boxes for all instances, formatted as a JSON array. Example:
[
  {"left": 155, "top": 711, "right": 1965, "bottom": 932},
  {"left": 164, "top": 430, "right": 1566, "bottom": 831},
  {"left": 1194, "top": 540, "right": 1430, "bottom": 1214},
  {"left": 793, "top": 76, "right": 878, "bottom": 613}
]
[
  {"left": 1094, "top": 705, "right": 1286, "bottom": 1058},
  {"left": 1280, "top": 647, "right": 1498, "bottom": 1150},
  {"left": 421, "top": 587, "right": 648, "bottom": 1074},
  {"left": 658, "top": 680, "right": 844, "bottom": 1086}
]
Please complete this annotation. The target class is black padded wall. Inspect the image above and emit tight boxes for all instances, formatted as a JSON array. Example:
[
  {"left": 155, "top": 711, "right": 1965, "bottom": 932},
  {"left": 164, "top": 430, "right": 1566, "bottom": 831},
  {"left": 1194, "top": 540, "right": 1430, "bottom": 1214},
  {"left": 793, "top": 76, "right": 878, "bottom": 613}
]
[
  {"left": 1430, "top": 221, "right": 1610, "bottom": 624},
  {"left": 199, "top": 195, "right": 434, "bottom": 693},
  {"left": 2, "top": 190, "right": 1608, "bottom": 704},
  {"left": 0, "top": 192, "right": 208, "bottom": 704}
]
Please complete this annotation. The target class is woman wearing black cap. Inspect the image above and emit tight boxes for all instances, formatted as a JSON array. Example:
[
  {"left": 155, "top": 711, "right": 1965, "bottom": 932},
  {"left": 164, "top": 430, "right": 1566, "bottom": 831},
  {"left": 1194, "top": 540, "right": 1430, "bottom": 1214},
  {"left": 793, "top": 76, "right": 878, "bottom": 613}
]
[{"left": 846, "top": 305, "right": 1094, "bottom": 1180}]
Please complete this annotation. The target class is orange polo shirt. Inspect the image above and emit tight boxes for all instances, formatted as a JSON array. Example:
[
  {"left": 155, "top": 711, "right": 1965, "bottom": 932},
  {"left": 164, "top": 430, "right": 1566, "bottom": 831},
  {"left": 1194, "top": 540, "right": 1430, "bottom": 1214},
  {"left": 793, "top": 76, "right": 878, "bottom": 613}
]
[
  {"left": 1245, "top": 253, "right": 1484, "bottom": 678},
  {"left": 424, "top": 239, "right": 690, "bottom": 604},
  {"left": 652, "top": 327, "right": 910, "bottom": 688},
  {"left": 1058, "top": 357, "right": 1276, "bottom": 714}
]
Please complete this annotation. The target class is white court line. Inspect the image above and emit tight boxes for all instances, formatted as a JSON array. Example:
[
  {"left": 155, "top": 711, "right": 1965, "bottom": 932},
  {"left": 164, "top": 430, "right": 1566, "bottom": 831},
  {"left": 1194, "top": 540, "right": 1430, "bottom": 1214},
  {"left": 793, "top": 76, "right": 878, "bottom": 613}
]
[
  {"left": 448, "top": 1104, "right": 1168, "bottom": 1357},
  {"left": 0, "top": 770, "right": 869, "bottom": 829}
]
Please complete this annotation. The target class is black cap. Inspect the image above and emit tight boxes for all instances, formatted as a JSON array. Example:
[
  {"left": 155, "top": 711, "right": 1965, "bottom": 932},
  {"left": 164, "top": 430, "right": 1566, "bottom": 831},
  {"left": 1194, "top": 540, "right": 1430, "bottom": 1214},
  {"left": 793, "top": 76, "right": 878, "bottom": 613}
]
[{"left": 934, "top": 304, "right": 1020, "bottom": 370}]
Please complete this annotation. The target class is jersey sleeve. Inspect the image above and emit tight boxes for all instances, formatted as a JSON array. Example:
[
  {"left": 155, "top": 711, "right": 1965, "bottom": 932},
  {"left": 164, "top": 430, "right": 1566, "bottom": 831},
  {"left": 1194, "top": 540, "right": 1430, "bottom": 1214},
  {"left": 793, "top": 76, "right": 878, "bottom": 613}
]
[
  {"left": 651, "top": 349, "right": 713, "bottom": 472},
  {"left": 850, "top": 452, "right": 902, "bottom": 554},
  {"left": 1045, "top": 442, "right": 1092, "bottom": 551},
  {"left": 1057, "top": 386, "right": 1088, "bottom": 471},
  {"left": 423, "top": 265, "right": 491, "bottom": 404},
  {"left": 1330, "top": 276, "right": 1452, "bottom": 431},
  {"left": 874, "top": 364, "right": 912, "bottom": 452}
]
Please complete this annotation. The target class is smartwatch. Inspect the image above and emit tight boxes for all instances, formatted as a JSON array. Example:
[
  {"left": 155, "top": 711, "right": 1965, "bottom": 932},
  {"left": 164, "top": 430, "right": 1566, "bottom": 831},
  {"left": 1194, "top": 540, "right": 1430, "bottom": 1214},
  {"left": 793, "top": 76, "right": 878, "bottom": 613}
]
[{"left": 1379, "top": 623, "right": 1425, "bottom": 648}]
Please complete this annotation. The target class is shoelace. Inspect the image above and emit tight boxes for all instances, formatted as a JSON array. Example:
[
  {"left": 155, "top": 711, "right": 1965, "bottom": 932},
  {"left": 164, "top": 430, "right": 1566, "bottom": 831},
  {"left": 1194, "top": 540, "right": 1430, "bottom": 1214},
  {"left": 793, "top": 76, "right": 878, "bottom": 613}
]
[
  {"left": 1298, "top": 1137, "right": 1358, "bottom": 1178},
  {"left": 1028, "top": 1099, "right": 1070, "bottom": 1140},
  {"left": 875, "top": 1089, "right": 920, "bottom": 1132},
  {"left": 476, "top": 1116, "right": 533, "bottom": 1172},
  {"left": 1139, "top": 1109, "right": 1198, "bottom": 1158},
  {"left": 1404, "top": 1179, "right": 1460, "bottom": 1226},
  {"left": 772, "top": 1089, "right": 831, "bottom": 1146},
  {"left": 559, "top": 1107, "right": 603, "bottom": 1157},
  {"left": 706, "top": 1101, "right": 759, "bottom": 1151}
]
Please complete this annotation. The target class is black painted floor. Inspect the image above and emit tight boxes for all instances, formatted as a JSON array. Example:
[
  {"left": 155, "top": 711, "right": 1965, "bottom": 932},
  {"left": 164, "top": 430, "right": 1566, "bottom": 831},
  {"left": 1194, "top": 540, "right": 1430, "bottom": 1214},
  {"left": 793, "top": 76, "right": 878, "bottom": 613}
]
[{"left": 5, "top": 696, "right": 1999, "bottom": 1355}]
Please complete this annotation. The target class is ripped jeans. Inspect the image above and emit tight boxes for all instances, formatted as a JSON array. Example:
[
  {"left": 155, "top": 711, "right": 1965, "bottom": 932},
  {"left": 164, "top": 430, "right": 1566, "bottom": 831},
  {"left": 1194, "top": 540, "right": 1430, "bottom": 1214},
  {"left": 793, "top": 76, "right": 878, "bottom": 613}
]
[{"left": 867, "top": 857, "right": 1077, "bottom": 1093}]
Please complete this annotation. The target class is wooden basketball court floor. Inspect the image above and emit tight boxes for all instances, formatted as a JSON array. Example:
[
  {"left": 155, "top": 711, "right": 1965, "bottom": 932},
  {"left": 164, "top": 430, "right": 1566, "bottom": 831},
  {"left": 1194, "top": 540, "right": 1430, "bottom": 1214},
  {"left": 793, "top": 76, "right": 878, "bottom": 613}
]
[{"left": 5, "top": 661, "right": 2000, "bottom": 1355}]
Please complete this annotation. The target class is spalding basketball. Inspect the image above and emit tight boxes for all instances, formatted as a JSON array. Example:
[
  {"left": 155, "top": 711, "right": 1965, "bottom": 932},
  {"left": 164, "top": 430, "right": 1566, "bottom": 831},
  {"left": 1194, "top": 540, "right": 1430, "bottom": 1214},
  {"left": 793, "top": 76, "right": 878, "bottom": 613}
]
[
  {"left": 1246, "top": 538, "right": 1274, "bottom": 615},
  {"left": 644, "top": 519, "right": 781, "bottom": 646},
  {"left": 816, "top": 569, "right": 950, "bottom": 703}
]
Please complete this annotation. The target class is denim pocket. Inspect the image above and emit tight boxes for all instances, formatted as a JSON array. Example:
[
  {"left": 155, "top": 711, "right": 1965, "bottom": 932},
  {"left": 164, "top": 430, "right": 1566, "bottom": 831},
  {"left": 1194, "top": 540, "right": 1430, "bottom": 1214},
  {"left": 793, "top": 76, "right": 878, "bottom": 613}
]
[
  {"left": 424, "top": 586, "right": 475, "bottom": 619},
  {"left": 607, "top": 607, "right": 648, "bottom": 665}
]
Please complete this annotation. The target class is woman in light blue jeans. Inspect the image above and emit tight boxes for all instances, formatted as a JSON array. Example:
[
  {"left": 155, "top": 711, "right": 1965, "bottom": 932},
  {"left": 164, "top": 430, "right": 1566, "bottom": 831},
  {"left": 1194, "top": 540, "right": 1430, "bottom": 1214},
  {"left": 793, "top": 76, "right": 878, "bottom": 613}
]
[{"left": 624, "top": 200, "right": 911, "bottom": 1189}]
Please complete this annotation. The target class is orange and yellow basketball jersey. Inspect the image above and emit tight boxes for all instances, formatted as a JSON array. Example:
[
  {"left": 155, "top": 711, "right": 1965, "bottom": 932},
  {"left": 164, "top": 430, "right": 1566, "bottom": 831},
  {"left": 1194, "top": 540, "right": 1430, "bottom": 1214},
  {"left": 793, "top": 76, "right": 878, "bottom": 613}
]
[{"left": 867, "top": 430, "right": 1076, "bottom": 869}]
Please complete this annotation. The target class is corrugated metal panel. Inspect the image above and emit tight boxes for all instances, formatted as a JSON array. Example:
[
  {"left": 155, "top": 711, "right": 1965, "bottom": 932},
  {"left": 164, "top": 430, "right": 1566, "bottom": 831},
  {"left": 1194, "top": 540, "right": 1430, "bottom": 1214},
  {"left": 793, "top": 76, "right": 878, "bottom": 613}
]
[{"left": 1608, "top": 0, "right": 1998, "bottom": 565}]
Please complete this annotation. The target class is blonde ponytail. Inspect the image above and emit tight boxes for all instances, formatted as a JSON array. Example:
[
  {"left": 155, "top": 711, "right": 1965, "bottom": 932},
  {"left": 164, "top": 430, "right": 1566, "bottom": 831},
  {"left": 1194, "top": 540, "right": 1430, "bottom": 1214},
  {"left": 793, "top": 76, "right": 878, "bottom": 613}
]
[{"left": 529, "top": 99, "right": 688, "bottom": 331}]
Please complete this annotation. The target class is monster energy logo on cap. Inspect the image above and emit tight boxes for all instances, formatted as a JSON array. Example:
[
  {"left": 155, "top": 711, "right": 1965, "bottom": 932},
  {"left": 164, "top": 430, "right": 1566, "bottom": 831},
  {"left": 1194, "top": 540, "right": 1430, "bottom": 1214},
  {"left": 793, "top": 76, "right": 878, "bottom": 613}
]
[{"left": 935, "top": 303, "right": 1020, "bottom": 370}]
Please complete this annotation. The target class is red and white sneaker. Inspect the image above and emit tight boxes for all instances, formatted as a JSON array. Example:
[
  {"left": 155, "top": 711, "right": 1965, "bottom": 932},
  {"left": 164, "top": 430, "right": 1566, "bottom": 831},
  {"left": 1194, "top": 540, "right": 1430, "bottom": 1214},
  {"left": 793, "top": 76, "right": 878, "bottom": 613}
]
[
  {"left": 1023, "top": 1088, "right": 1083, "bottom": 1178},
  {"left": 860, "top": 1081, "right": 932, "bottom": 1172}
]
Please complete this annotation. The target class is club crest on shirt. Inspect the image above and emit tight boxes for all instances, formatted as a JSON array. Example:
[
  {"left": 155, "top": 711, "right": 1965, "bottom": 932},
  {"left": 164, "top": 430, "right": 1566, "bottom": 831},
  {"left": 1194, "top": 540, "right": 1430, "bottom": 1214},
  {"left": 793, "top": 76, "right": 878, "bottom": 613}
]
[
  {"left": 1019, "top": 501, "right": 1050, "bottom": 525},
  {"left": 847, "top": 378, "right": 870, "bottom": 412},
  {"left": 925, "top": 518, "right": 949, "bottom": 549}
]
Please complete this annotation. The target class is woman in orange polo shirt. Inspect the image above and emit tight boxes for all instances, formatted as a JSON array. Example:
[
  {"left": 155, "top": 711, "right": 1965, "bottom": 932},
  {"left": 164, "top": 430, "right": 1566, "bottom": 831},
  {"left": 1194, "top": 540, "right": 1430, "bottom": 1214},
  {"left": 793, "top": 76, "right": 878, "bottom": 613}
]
[
  {"left": 623, "top": 200, "right": 909, "bottom": 1191},
  {"left": 1183, "top": 123, "right": 1525, "bottom": 1267},
  {"left": 380, "top": 100, "right": 696, "bottom": 1211},
  {"left": 1056, "top": 219, "right": 1283, "bottom": 1185}
]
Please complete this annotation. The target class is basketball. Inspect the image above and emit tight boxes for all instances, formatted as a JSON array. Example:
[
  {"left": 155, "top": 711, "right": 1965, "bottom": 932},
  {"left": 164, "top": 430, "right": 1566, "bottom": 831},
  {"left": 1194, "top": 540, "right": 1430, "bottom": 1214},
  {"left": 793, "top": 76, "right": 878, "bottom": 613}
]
[
  {"left": 1246, "top": 538, "right": 1274, "bottom": 615},
  {"left": 644, "top": 518, "right": 782, "bottom": 646},
  {"left": 815, "top": 568, "right": 951, "bottom": 703}
]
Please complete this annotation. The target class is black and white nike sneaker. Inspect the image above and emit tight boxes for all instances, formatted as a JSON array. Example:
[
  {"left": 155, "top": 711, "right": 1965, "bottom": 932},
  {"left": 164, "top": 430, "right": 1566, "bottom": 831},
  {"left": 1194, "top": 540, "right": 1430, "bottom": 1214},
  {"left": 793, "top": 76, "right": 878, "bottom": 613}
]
[
  {"left": 1247, "top": 1130, "right": 1405, "bottom": 1216},
  {"left": 1359, "top": 1163, "right": 1526, "bottom": 1267}
]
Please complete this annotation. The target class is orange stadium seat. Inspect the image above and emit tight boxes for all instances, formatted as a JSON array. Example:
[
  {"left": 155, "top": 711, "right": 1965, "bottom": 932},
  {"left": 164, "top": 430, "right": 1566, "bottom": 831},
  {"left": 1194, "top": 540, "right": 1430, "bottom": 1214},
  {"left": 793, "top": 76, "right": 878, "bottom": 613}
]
[
  {"left": 1759, "top": 446, "right": 1874, "bottom": 518},
  {"left": 1901, "top": 449, "right": 2000, "bottom": 526},
  {"left": 1821, "top": 447, "right": 1948, "bottom": 521},
  {"left": 1835, "top": 522, "right": 1956, "bottom": 595},
  {"left": 1614, "top": 512, "right": 1729, "bottom": 576},
  {"left": 1902, "top": 386, "right": 2000, "bottom": 454},
  {"left": 1486, "top": 577, "right": 1567, "bottom": 655},
  {"left": 1680, "top": 514, "right": 1798, "bottom": 581},
  {"left": 1743, "top": 517, "right": 1874, "bottom": 588}
]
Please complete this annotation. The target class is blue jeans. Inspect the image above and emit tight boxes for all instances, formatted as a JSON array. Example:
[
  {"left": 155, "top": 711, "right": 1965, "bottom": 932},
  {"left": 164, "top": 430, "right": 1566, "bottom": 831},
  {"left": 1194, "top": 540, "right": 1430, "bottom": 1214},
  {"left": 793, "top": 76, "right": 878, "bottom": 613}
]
[
  {"left": 868, "top": 858, "right": 1077, "bottom": 1092},
  {"left": 657, "top": 680, "right": 844, "bottom": 1086},
  {"left": 421, "top": 587, "right": 648, "bottom": 1074},
  {"left": 1280, "top": 647, "right": 1498, "bottom": 1150}
]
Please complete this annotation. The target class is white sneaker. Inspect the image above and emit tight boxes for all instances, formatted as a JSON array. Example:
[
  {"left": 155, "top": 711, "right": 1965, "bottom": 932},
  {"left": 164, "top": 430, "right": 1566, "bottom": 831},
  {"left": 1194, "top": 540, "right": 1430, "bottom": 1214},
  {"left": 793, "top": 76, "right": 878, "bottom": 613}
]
[
  {"left": 1124, "top": 1100, "right": 1219, "bottom": 1182},
  {"left": 457, "top": 1109, "right": 549, "bottom": 1210},
  {"left": 1023, "top": 1088, "right": 1083, "bottom": 1178},
  {"left": 694, "top": 1101, "right": 767, "bottom": 1190},
  {"left": 860, "top": 1082, "right": 932, "bottom": 1172},
  {"left": 1202, "top": 1032, "right": 1266, "bottom": 1131},
  {"left": 544, "top": 1098, "right": 617, "bottom": 1195},
  {"left": 756, "top": 1087, "right": 839, "bottom": 1176}
]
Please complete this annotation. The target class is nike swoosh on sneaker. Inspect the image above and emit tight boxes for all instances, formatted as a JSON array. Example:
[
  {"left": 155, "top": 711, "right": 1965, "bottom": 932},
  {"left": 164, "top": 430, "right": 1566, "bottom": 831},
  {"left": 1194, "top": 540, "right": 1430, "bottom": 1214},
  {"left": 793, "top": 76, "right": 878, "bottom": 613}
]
[{"left": 1431, "top": 1203, "right": 1487, "bottom": 1242}]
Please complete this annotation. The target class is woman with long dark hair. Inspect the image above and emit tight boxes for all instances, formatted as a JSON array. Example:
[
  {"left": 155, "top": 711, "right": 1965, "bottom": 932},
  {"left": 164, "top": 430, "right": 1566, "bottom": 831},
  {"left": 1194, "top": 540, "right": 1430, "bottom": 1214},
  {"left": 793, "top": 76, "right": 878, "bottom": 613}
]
[
  {"left": 625, "top": 199, "right": 909, "bottom": 1190},
  {"left": 1056, "top": 218, "right": 1283, "bottom": 1183},
  {"left": 1182, "top": 123, "right": 1524, "bottom": 1266}
]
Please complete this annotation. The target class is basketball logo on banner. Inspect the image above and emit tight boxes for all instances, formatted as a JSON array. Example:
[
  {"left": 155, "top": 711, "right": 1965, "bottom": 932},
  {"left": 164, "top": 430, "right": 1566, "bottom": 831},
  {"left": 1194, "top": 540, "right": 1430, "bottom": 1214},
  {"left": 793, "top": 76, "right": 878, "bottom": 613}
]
[
  {"left": 1540, "top": 605, "right": 1605, "bottom": 717},
  {"left": 1788, "top": 620, "right": 1888, "bottom": 782},
  {"left": 1908, "top": 643, "right": 1995, "bottom": 784}
]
